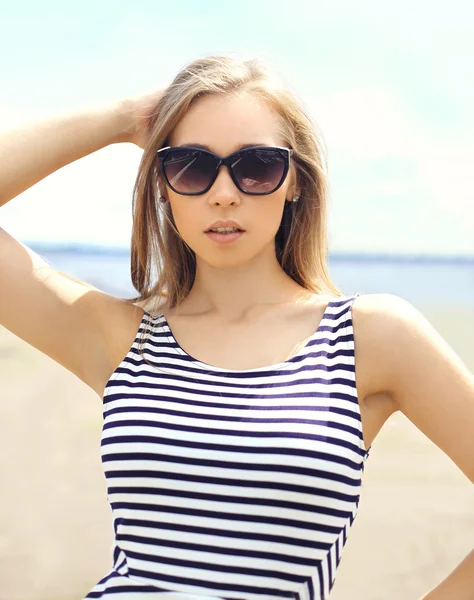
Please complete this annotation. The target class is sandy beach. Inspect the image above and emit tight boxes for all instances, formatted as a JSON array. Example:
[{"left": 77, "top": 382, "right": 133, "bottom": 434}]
[{"left": 0, "top": 304, "right": 473, "bottom": 600}]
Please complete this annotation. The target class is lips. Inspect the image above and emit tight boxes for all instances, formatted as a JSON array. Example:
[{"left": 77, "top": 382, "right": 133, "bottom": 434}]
[
  {"left": 205, "top": 230, "right": 245, "bottom": 244},
  {"left": 205, "top": 220, "right": 245, "bottom": 232}
]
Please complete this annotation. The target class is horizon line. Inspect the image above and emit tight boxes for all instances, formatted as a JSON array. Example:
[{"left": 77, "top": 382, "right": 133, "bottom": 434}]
[{"left": 25, "top": 241, "right": 474, "bottom": 264}]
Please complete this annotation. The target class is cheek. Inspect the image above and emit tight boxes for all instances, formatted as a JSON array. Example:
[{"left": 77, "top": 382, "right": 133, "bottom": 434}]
[
  {"left": 256, "top": 195, "right": 287, "bottom": 232},
  {"left": 167, "top": 199, "right": 198, "bottom": 243}
]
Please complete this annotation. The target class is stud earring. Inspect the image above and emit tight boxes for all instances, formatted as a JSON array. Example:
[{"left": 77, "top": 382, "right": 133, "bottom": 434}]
[{"left": 159, "top": 196, "right": 167, "bottom": 203}]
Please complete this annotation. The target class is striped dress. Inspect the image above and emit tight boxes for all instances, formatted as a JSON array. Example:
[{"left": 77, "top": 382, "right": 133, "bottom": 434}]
[{"left": 85, "top": 293, "right": 370, "bottom": 600}]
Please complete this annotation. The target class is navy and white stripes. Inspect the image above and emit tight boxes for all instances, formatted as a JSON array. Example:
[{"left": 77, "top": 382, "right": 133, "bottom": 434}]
[{"left": 85, "top": 294, "right": 369, "bottom": 600}]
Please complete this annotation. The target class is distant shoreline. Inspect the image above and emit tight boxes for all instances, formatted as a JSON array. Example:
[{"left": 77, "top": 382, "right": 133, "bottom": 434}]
[{"left": 26, "top": 242, "right": 474, "bottom": 265}]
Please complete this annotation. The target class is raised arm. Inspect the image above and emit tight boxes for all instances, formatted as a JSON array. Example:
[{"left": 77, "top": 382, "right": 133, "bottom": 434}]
[
  {"left": 0, "top": 90, "right": 163, "bottom": 395},
  {"left": 0, "top": 102, "right": 132, "bottom": 207}
]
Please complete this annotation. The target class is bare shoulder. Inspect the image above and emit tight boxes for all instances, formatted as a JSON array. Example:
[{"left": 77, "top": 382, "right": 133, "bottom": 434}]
[{"left": 351, "top": 292, "right": 430, "bottom": 401}]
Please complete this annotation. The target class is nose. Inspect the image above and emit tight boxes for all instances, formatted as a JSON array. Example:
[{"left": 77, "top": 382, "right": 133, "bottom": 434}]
[{"left": 207, "top": 165, "right": 241, "bottom": 205}]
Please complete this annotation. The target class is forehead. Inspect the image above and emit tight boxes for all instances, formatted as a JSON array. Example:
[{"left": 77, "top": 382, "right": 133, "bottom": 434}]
[{"left": 170, "top": 92, "right": 284, "bottom": 153}]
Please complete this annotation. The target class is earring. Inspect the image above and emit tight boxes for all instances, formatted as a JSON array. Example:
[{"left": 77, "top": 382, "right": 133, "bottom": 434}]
[
  {"left": 159, "top": 196, "right": 167, "bottom": 203},
  {"left": 292, "top": 195, "right": 299, "bottom": 203}
]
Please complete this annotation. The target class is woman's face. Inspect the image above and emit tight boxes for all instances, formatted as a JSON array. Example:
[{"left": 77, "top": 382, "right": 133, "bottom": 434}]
[{"left": 163, "top": 92, "right": 297, "bottom": 269}]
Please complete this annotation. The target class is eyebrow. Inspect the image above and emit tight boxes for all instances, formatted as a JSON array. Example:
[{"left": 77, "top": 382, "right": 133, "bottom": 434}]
[{"left": 176, "top": 143, "right": 269, "bottom": 152}]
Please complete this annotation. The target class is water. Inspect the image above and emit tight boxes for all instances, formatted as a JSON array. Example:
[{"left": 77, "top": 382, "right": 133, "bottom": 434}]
[{"left": 33, "top": 245, "right": 474, "bottom": 311}]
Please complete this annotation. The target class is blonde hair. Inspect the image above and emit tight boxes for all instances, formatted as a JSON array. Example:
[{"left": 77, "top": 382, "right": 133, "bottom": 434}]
[{"left": 119, "top": 54, "right": 344, "bottom": 370}]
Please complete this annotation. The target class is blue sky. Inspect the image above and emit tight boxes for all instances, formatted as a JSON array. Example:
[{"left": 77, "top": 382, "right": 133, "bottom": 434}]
[{"left": 1, "top": 0, "right": 473, "bottom": 255}]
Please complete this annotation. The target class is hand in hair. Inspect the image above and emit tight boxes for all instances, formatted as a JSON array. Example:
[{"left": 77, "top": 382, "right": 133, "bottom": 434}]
[{"left": 120, "top": 88, "right": 166, "bottom": 149}]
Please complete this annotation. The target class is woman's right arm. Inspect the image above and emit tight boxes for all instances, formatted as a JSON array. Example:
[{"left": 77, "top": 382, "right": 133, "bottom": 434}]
[
  {"left": 0, "top": 101, "right": 134, "bottom": 207},
  {"left": 0, "top": 94, "right": 161, "bottom": 397}
]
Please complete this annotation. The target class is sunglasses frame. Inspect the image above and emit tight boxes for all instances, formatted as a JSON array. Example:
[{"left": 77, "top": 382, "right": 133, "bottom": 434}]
[{"left": 156, "top": 145, "right": 294, "bottom": 196}]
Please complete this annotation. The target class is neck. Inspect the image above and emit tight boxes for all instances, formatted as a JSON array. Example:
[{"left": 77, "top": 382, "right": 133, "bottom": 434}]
[{"left": 175, "top": 245, "right": 312, "bottom": 323}]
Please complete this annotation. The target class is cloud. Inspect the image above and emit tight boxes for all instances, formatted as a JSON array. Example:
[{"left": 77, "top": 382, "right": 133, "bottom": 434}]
[
  {"left": 312, "top": 87, "right": 424, "bottom": 159},
  {"left": 311, "top": 86, "right": 474, "bottom": 254}
]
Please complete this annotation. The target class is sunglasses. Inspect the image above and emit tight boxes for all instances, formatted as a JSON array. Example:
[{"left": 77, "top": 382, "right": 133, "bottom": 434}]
[{"left": 156, "top": 145, "right": 293, "bottom": 196}]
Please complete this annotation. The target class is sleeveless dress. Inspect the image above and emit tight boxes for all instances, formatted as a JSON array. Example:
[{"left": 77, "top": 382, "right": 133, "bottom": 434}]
[{"left": 85, "top": 294, "right": 370, "bottom": 600}]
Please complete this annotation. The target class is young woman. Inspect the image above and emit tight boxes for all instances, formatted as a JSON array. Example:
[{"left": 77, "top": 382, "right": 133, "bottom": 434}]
[{"left": 1, "top": 55, "right": 473, "bottom": 600}]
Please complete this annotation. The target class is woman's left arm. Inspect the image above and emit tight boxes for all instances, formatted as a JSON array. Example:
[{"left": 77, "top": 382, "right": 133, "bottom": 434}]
[
  {"left": 366, "top": 294, "right": 474, "bottom": 599},
  {"left": 419, "top": 548, "right": 474, "bottom": 599}
]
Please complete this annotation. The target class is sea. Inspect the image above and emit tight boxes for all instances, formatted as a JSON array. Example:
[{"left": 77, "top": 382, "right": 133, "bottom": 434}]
[{"left": 31, "top": 244, "right": 474, "bottom": 309}]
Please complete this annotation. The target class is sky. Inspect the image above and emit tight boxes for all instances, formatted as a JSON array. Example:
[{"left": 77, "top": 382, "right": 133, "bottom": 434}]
[{"left": 1, "top": 0, "right": 473, "bottom": 256}]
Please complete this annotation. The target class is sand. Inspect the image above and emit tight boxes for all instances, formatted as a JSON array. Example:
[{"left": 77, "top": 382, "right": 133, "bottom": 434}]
[{"left": 0, "top": 305, "right": 473, "bottom": 600}]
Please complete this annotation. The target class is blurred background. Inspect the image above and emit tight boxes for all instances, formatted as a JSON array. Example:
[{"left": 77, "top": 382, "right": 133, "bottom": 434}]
[{"left": 0, "top": 1, "right": 473, "bottom": 599}]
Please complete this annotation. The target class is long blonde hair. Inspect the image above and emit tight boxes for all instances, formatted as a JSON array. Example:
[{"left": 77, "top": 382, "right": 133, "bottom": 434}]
[{"left": 124, "top": 53, "right": 343, "bottom": 317}]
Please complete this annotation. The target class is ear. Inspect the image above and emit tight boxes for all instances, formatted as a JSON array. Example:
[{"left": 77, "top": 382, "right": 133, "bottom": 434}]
[
  {"left": 285, "top": 164, "right": 300, "bottom": 202},
  {"left": 158, "top": 183, "right": 168, "bottom": 201}
]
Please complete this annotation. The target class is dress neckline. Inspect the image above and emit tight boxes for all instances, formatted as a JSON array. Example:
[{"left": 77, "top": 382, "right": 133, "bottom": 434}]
[{"left": 155, "top": 298, "right": 337, "bottom": 374}]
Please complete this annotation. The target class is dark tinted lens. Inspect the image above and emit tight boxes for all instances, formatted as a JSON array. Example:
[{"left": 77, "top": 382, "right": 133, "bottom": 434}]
[
  {"left": 162, "top": 149, "right": 216, "bottom": 193},
  {"left": 231, "top": 149, "right": 286, "bottom": 194}
]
